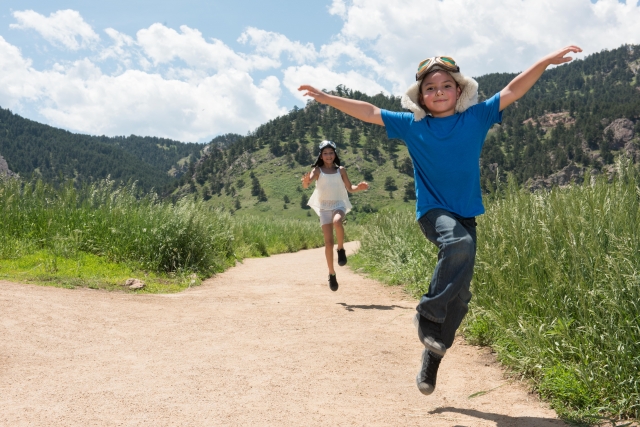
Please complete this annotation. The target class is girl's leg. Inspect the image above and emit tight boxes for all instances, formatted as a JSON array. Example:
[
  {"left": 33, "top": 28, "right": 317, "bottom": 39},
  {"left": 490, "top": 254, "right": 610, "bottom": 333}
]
[
  {"left": 332, "top": 210, "right": 346, "bottom": 249},
  {"left": 321, "top": 223, "right": 335, "bottom": 275}
]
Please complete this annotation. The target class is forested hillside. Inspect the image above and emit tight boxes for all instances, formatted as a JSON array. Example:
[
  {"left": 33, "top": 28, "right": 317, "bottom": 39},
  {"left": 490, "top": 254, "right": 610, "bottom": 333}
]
[
  {"left": 0, "top": 108, "right": 203, "bottom": 191},
  {"left": 176, "top": 44, "right": 639, "bottom": 214}
]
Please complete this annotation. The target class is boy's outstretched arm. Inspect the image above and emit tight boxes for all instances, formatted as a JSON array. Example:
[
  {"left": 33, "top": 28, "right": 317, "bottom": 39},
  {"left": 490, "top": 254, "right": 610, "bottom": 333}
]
[
  {"left": 499, "top": 45, "right": 582, "bottom": 111},
  {"left": 298, "top": 85, "right": 384, "bottom": 126}
]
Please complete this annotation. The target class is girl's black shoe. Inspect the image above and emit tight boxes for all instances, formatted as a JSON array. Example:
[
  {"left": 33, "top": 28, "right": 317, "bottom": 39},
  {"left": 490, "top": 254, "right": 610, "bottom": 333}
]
[
  {"left": 337, "top": 248, "right": 347, "bottom": 266},
  {"left": 328, "top": 274, "right": 339, "bottom": 291}
]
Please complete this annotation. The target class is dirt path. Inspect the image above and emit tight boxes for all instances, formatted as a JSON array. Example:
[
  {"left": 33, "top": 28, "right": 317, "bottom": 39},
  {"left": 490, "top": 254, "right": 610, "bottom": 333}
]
[{"left": 0, "top": 242, "right": 567, "bottom": 426}]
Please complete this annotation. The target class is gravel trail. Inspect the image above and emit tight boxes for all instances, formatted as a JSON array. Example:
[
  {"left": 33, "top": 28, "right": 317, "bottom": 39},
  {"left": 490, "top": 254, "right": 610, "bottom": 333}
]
[{"left": 0, "top": 241, "right": 567, "bottom": 426}]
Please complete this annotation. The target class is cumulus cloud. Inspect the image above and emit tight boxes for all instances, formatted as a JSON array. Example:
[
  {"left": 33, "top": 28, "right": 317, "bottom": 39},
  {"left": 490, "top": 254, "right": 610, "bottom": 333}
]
[
  {"left": 238, "top": 27, "right": 317, "bottom": 64},
  {"left": 331, "top": 0, "right": 640, "bottom": 92},
  {"left": 38, "top": 66, "right": 287, "bottom": 141},
  {"left": 328, "top": 0, "right": 348, "bottom": 18},
  {"left": 283, "top": 65, "right": 388, "bottom": 101},
  {"left": 0, "top": 33, "right": 287, "bottom": 141},
  {"left": 10, "top": 9, "right": 100, "bottom": 50},
  {"left": 136, "top": 24, "right": 278, "bottom": 72}
]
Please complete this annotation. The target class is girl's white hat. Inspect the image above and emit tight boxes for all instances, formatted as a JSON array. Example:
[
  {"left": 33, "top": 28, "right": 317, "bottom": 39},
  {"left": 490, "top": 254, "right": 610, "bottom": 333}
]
[{"left": 401, "top": 59, "right": 479, "bottom": 121}]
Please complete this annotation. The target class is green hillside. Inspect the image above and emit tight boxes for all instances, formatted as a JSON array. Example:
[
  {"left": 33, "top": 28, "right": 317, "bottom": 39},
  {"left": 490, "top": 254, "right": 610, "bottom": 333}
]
[
  {"left": 0, "top": 108, "right": 205, "bottom": 191},
  {"left": 179, "top": 44, "right": 639, "bottom": 215}
]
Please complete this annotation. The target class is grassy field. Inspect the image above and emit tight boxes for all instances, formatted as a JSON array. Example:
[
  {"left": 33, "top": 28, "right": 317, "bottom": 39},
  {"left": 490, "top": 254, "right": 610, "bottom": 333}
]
[
  {"left": 0, "top": 177, "right": 334, "bottom": 293},
  {"left": 351, "top": 160, "right": 640, "bottom": 424}
]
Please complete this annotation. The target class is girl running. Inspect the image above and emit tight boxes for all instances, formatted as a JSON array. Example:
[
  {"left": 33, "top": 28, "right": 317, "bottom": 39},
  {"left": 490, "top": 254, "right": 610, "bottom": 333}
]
[{"left": 301, "top": 140, "right": 369, "bottom": 291}]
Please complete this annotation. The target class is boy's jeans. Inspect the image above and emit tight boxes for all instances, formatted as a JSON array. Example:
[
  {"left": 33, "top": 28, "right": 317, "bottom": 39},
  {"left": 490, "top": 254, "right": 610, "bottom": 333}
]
[{"left": 417, "top": 208, "right": 477, "bottom": 349}]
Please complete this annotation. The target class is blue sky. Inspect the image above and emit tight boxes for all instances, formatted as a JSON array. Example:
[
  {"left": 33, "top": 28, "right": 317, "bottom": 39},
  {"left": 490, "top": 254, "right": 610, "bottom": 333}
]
[{"left": 1, "top": 0, "right": 639, "bottom": 142}]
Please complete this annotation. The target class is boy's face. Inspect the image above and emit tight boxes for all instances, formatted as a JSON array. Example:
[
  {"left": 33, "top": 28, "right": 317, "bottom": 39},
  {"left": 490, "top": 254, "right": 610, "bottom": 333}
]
[{"left": 419, "top": 71, "right": 462, "bottom": 118}]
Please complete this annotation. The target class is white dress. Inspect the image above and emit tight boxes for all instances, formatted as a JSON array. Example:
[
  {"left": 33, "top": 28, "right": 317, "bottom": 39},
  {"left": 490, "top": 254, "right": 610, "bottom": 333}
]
[{"left": 307, "top": 168, "right": 352, "bottom": 215}]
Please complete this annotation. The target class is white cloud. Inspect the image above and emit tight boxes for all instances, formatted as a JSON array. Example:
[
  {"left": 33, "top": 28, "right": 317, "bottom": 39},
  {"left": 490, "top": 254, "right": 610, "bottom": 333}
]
[
  {"left": 38, "top": 67, "right": 287, "bottom": 141},
  {"left": 0, "top": 36, "right": 44, "bottom": 106},
  {"left": 330, "top": 0, "right": 640, "bottom": 92},
  {"left": 10, "top": 9, "right": 99, "bottom": 50},
  {"left": 283, "top": 65, "right": 388, "bottom": 101},
  {"left": 328, "top": 0, "right": 348, "bottom": 18},
  {"left": 136, "top": 24, "right": 279, "bottom": 72},
  {"left": 238, "top": 27, "right": 317, "bottom": 64},
  {"left": 0, "top": 34, "right": 287, "bottom": 141}
]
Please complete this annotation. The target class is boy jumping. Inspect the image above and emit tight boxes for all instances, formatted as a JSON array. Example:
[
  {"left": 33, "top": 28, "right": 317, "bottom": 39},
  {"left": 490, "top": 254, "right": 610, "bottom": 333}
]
[{"left": 299, "top": 45, "right": 582, "bottom": 395}]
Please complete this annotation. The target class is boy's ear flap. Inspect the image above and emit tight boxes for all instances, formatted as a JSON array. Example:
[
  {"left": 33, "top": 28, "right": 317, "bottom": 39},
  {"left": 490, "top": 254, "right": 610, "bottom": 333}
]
[{"left": 401, "top": 81, "right": 428, "bottom": 121}]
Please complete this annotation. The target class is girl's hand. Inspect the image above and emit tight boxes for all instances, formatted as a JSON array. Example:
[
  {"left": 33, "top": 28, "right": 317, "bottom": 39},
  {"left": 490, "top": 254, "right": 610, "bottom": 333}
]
[
  {"left": 357, "top": 182, "right": 369, "bottom": 191},
  {"left": 301, "top": 172, "right": 311, "bottom": 187},
  {"left": 298, "top": 85, "right": 329, "bottom": 105}
]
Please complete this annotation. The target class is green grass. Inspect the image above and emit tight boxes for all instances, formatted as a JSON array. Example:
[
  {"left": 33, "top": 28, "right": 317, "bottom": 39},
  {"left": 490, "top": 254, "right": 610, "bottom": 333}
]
[
  {"left": 0, "top": 176, "right": 337, "bottom": 293},
  {"left": 351, "top": 159, "right": 640, "bottom": 424},
  {"left": 0, "top": 249, "right": 199, "bottom": 293}
]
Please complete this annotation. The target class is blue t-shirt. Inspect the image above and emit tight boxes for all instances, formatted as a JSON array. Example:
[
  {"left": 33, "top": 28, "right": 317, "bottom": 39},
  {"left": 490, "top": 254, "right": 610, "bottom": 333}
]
[{"left": 382, "top": 93, "right": 502, "bottom": 220}]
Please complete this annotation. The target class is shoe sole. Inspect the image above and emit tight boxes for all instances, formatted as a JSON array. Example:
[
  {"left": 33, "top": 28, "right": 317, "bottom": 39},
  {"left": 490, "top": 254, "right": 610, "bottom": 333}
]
[
  {"left": 413, "top": 313, "right": 446, "bottom": 357},
  {"left": 416, "top": 374, "right": 436, "bottom": 395}
]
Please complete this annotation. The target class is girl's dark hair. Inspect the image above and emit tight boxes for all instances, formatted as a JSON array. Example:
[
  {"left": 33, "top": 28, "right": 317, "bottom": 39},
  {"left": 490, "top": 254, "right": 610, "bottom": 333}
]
[{"left": 313, "top": 147, "right": 341, "bottom": 168}]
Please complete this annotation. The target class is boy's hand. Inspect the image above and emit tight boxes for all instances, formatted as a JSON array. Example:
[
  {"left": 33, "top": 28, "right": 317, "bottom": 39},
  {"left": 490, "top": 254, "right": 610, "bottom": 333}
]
[
  {"left": 298, "top": 84, "right": 384, "bottom": 126},
  {"left": 298, "top": 85, "right": 329, "bottom": 104},
  {"left": 542, "top": 45, "right": 583, "bottom": 66},
  {"left": 500, "top": 45, "right": 582, "bottom": 111}
]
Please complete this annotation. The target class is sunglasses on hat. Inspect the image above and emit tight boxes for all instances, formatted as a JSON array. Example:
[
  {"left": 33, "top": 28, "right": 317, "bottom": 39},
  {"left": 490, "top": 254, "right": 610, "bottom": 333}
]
[
  {"left": 415, "top": 56, "right": 460, "bottom": 81},
  {"left": 319, "top": 140, "right": 337, "bottom": 150}
]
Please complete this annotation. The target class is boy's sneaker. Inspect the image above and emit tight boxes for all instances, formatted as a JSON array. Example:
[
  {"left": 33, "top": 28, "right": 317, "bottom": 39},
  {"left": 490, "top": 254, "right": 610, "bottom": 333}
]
[
  {"left": 337, "top": 248, "right": 347, "bottom": 266},
  {"left": 413, "top": 313, "right": 446, "bottom": 357},
  {"left": 328, "top": 274, "right": 339, "bottom": 291},
  {"left": 416, "top": 348, "right": 442, "bottom": 395}
]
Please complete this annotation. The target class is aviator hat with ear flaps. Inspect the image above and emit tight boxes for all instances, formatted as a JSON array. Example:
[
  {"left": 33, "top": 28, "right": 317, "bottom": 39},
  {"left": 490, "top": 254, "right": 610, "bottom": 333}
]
[{"left": 401, "top": 56, "right": 479, "bottom": 121}]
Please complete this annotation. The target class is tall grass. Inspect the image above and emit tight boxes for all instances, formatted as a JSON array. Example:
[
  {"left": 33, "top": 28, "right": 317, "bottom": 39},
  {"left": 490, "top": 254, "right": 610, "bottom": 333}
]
[
  {"left": 0, "top": 177, "right": 332, "bottom": 281},
  {"left": 232, "top": 216, "right": 327, "bottom": 258},
  {"left": 0, "top": 178, "right": 235, "bottom": 276},
  {"left": 352, "top": 159, "right": 640, "bottom": 422}
]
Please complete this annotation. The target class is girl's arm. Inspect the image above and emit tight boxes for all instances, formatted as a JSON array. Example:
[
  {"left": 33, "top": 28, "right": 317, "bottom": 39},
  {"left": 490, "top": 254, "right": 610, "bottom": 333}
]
[
  {"left": 339, "top": 167, "right": 369, "bottom": 193},
  {"left": 298, "top": 85, "right": 384, "bottom": 126},
  {"left": 301, "top": 167, "right": 320, "bottom": 189},
  {"left": 499, "top": 45, "right": 582, "bottom": 111}
]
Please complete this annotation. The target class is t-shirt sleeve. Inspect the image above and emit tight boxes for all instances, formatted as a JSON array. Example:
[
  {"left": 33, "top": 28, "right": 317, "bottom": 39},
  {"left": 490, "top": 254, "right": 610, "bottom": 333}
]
[
  {"left": 381, "top": 109, "right": 414, "bottom": 141},
  {"left": 475, "top": 92, "right": 503, "bottom": 126}
]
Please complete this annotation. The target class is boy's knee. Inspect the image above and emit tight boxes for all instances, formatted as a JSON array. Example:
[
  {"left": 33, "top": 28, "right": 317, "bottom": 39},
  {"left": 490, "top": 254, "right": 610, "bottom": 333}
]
[{"left": 453, "top": 234, "right": 475, "bottom": 254}]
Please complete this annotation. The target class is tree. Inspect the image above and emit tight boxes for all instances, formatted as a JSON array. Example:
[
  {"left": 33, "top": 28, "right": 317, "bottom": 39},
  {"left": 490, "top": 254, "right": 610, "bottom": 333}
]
[
  {"left": 403, "top": 181, "right": 416, "bottom": 201},
  {"left": 398, "top": 157, "right": 414, "bottom": 176},
  {"left": 384, "top": 176, "right": 397, "bottom": 191},
  {"left": 384, "top": 176, "right": 398, "bottom": 198},
  {"left": 258, "top": 187, "right": 268, "bottom": 202},
  {"left": 251, "top": 175, "right": 262, "bottom": 197},
  {"left": 300, "top": 193, "right": 310, "bottom": 209}
]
